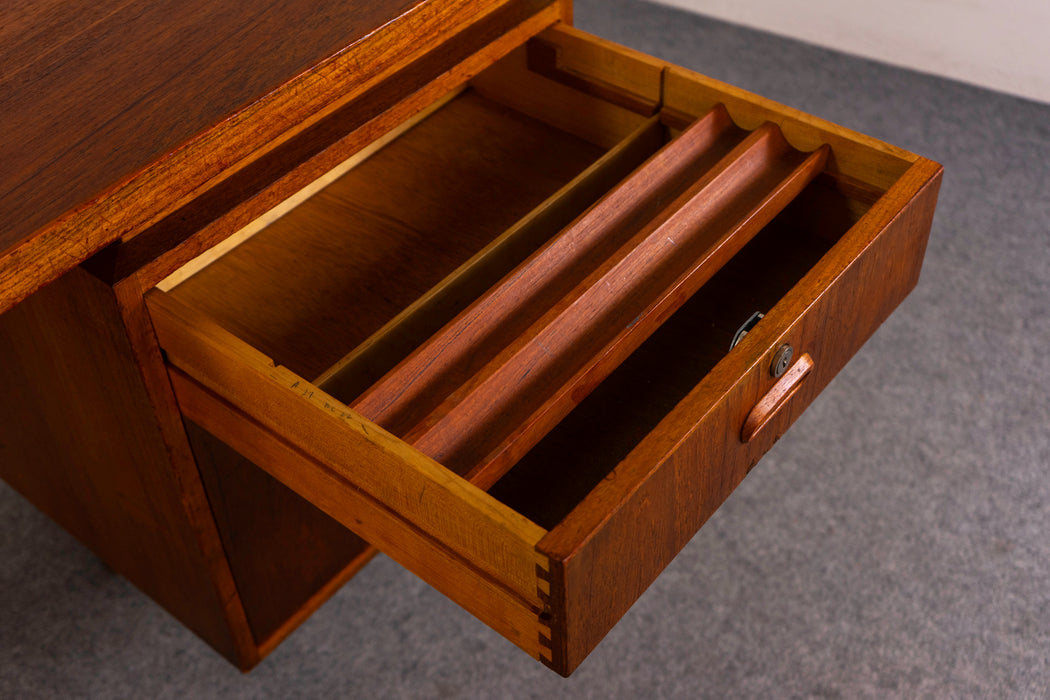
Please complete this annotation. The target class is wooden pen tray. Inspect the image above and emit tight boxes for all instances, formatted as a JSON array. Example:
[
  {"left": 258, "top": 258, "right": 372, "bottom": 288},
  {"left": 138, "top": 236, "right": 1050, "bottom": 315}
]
[{"left": 144, "top": 25, "right": 941, "bottom": 675}]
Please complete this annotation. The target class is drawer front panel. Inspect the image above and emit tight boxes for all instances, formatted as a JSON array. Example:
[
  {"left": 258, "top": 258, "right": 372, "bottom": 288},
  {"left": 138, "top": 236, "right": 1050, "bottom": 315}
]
[{"left": 540, "top": 158, "right": 943, "bottom": 674}]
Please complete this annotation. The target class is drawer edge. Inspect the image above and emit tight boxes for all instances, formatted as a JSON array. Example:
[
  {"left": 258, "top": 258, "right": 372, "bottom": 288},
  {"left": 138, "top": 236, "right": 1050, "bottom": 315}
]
[
  {"left": 145, "top": 290, "right": 548, "bottom": 598},
  {"left": 170, "top": 368, "right": 553, "bottom": 661},
  {"left": 539, "top": 158, "right": 943, "bottom": 674}
]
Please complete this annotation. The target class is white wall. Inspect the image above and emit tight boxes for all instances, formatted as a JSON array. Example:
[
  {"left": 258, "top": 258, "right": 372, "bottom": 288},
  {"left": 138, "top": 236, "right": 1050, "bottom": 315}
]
[{"left": 652, "top": 0, "right": 1050, "bottom": 104}]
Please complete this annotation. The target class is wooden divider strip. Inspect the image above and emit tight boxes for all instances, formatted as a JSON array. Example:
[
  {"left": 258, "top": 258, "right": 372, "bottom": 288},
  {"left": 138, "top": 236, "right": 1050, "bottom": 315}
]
[
  {"left": 455, "top": 131, "right": 831, "bottom": 484},
  {"left": 348, "top": 108, "right": 828, "bottom": 487},
  {"left": 420, "top": 127, "right": 830, "bottom": 484},
  {"left": 351, "top": 106, "right": 736, "bottom": 436},
  {"left": 315, "top": 115, "right": 668, "bottom": 401}
]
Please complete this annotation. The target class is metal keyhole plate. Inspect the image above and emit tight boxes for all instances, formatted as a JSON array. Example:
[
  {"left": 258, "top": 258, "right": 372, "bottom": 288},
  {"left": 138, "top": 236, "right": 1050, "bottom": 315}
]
[{"left": 771, "top": 344, "right": 793, "bottom": 378}]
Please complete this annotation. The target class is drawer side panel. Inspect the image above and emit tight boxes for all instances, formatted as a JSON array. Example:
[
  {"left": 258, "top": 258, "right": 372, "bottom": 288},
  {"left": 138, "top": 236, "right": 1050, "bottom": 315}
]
[
  {"left": 171, "top": 371, "right": 552, "bottom": 660},
  {"left": 146, "top": 291, "right": 547, "bottom": 602}
]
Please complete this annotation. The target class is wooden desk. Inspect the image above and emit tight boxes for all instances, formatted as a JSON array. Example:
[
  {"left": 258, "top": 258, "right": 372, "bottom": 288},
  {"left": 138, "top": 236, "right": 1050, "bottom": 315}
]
[{"left": 0, "top": 0, "right": 941, "bottom": 675}]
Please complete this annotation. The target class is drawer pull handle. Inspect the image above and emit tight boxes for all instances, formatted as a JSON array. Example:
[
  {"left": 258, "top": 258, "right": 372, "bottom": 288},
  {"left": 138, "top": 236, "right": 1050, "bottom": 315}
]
[{"left": 741, "top": 352, "right": 814, "bottom": 443}]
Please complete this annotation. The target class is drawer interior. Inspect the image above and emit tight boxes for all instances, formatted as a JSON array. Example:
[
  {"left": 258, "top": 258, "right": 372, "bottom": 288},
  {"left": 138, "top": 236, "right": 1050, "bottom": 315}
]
[
  {"left": 489, "top": 179, "right": 859, "bottom": 527},
  {"left": 159, "top": 64, "right": 858, "bottom": 486},
  {"left": 163, "top": 88, "right": 627, "bottom": 381},
  {"left": 147, "top": 24, "right": 929, "bottom": 675}
]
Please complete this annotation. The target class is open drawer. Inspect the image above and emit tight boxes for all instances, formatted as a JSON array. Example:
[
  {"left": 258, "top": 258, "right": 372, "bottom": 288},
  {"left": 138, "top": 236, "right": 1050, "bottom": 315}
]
[{"left": 143, "top": 24, "right": 942, "bottom": 675}]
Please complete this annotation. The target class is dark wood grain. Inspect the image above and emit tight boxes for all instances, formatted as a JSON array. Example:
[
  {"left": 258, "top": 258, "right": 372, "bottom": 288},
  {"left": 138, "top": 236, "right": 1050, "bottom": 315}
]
[
  {"left": 411, "top": 126, "right": 826, "bottom": 483},
  {"left": 315, "top": 116, "right": 668, "bottom": 404},
  {"left": 489, "top": 180, "right": 855, "bottom": 528},
  {"left": 0, "top": 0, "right": 561, "bottom": 314},
  {"left": 0, "top": 266, "right": 256, "bottom": 667},
  {"left": 1, "top": 0, "right": 412, "bottom": 249},
  {"left": 167, "top": 89, "right": 604, "bottom": 380},
  {"left": 353, "top": 111, "right": 829, "bottom": 486},
  {"left": 89, "top": 0, "right": 565, "bottom": 290},
  {"left": 352, "top": 107, "right": 741, "bottom": 436}
]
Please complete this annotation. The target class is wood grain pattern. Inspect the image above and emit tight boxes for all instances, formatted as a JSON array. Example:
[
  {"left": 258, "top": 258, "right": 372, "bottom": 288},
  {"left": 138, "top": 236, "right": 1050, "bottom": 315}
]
[
  {"left": 411, "top": 125, "right": 825, "bottom": 482},
  {"left": 1, "top": 0, "right": 414, "bottom": 293},
  {"left": 0, "top": 0, "right": 560, "bottom": 315},
  {"left": 146, "top": 290, "right": 549, "bottom": 605},
  {"left": 349, "top": 106, "right": 737, "bottom": 437},
  {"left": 317, "top": 115, "right": 668, "bottom": 403},
  {"left": 0, "top": 267, "right": 256, "bottom": 667},
  {"left": 352, "top": 110, "right": 828, "bottom": 486},
  {"left": 538, "top": 157, "right": 943, "bottom": 675},
  {"left": 166, "top": 90, "right": 604, "bottom": 381},
  {"left": 153, "top": 94, "right": 459, "bottom": 293},
  {"left": 524, "top": 24, "right": 666, "bottom": 110},
  {"left": 185, "top": 420, "right": 375, "bottom": 646},
  {"left": 526, "top": 37, "right": 657, "bottom": 115},
  {"left": 489, "top": 181, "right": 860, "bottom": 528},
  {"left": 170, "top": 368, "right": 553, "bottom": 663},
  {"left": 470, "top": 31, "right": 660, "bottom": 149},
  {"left": 93, "top": 0, "right": 566, "bottom": 292}
]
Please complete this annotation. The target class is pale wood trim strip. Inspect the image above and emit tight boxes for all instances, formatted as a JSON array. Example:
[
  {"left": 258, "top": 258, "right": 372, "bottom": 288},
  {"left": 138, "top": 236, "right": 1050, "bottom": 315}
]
[
  {"left": 314, "top": 114, "right": 666, "bottom": 396},
  {"left": 157, "top": 91, "right": 461, "bottom": 292}
]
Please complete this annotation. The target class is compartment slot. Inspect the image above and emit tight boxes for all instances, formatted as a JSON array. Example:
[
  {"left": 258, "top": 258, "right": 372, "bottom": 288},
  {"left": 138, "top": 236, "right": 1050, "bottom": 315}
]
[
  {"left": 470, "top": 36, "right": 657, "bottom": 150},
  {"left": 164, "top": 90, "right": 611, "bottom": 380},
  {"left": 490, "top": 178, "right": 865, "bottom": 528},
  {"left": 317, "top": 115, "right": 668, "bottom": 402},
  {"left": 352, "top": 106, "right": 830, "bottom": 486}
]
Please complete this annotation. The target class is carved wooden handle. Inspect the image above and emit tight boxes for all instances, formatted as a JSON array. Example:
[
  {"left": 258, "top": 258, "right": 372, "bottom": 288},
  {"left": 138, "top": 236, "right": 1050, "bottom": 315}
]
[{"left": 741, "top": 352, "right": 814, "bottom": 443}]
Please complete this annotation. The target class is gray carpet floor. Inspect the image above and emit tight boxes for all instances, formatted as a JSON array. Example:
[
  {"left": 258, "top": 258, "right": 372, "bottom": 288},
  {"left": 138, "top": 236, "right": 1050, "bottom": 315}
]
[{"left": 3, "top": 1, "right": 1048, "bottom": 697}]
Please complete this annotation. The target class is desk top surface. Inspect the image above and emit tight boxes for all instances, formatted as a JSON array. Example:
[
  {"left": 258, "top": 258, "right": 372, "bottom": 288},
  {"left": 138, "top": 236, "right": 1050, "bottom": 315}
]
[{"left": 0, "top": 0, "right": 518, "bottom": 313}]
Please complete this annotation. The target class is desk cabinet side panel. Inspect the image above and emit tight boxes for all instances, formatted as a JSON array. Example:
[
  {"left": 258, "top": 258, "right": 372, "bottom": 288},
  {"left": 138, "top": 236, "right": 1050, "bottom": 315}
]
[
  {"left": 0, "top": 268, "right": 250, "bottom": 665},
  {"left": 184, "top": 419, "right": 376, "bottom": 650}
]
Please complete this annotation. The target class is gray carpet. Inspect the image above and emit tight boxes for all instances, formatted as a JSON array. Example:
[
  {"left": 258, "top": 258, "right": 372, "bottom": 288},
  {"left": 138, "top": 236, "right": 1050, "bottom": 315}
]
[{"left": 3, "top": 1, "right": 1049, "bottom": 697}]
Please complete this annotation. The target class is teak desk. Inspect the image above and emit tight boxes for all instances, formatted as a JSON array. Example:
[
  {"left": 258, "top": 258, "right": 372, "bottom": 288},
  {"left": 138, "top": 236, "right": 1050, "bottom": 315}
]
[{"left": 0, "top": 0, "right": 942, "bottom": 675}]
